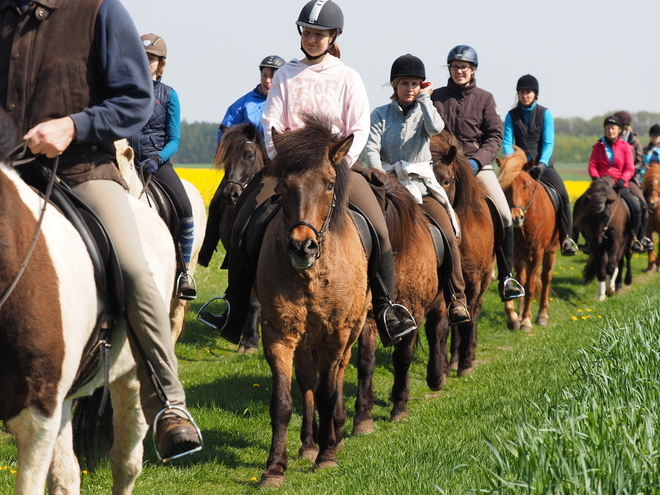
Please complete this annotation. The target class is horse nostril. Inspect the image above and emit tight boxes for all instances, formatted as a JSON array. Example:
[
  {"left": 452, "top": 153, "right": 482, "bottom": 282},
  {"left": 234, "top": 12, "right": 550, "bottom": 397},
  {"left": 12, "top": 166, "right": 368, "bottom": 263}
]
[{"left": 302, "top": 238, "right": 319, "bottom": 256}]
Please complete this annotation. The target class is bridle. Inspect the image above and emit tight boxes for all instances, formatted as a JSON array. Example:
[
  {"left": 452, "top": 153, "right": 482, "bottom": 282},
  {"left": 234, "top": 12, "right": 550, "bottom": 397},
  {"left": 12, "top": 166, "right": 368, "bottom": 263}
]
[
  {"left": 510, "top": 173, "right": 542, "bottom": 214},
  {"left": 223, "top": 140, "right": 261, "bottom": 191},
  {"left": 283, "top": 189, "right": 336, "bottom": 259}
]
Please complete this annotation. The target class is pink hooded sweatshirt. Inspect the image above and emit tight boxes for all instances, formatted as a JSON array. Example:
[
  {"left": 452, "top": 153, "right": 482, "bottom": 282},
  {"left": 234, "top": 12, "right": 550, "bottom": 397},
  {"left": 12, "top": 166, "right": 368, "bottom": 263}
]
[{"left": 262, "top": 55, "right": 370, "bottom": 167}]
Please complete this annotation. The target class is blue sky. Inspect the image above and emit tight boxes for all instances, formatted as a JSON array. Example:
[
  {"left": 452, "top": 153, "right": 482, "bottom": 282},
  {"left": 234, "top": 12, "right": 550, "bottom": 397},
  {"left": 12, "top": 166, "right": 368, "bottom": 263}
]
[{"left": 122, "top": 0, "right": 658, "bottom": 124}]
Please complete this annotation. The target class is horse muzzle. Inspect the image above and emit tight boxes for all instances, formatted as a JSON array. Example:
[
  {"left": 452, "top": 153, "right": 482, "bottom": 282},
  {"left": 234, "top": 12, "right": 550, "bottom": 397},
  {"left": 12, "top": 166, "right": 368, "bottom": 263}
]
[
  {"left": 511, "top": 208, "right": 525, "bottom": 228},
  {"left": 286, "top": 237, "right": 320, "bottom": 270}
]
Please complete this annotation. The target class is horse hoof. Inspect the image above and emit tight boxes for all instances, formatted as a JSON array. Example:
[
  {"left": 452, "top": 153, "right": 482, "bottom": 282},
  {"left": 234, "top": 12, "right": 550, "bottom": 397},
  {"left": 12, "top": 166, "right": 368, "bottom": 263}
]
[
  {"left": 238, "top": 344, "right": 258, "bottom": 355},
  {"left": 299, "top": 447, "right": 319, "bottom": 462},
  {"left": 352, "top": 419, "right": 374, "bottom": 436},
  {"left": 457, "top": 366, "right": 474, "bottom": 378},
  {"left": 316, "top": 457, "right": 339, "bottom": 469},
  {"left": 259, "top": 475, "right": 285, "bottom": 488},
  {"left": 427, "top": 373, "right": 447, "bottom": 391},
  {"left": 536, "top": 316, "right": 548, "bottom": 327},
  {"left": 521, "top": 324, "right": 532, "bottom": 333},
  {"left": 391, "top": 410, "right": 409, "bottom": 423},
  {"left": 507, "top": 320, "right": 521, "bottom": 331},
  {"left": 450, "top": 361, "right": 459, "bottom": 371}
]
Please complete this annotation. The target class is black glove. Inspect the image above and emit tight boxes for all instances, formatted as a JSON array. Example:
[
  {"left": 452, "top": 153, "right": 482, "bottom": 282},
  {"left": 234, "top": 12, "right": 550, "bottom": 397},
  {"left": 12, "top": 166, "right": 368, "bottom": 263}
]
[
  {"left": 529, "top": 164, "right": 545, "bottom": 180},
  {"left": 615, "top": 178, "right": 626, "bottom": 190},
  {"left": 140, "top": 155, "right": 161, "bottom": 175}
]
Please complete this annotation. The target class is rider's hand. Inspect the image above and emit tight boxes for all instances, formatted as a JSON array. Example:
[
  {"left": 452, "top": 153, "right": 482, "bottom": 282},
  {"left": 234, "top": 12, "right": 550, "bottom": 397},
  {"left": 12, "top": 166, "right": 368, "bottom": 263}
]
[
  {"left": 615, "top": 178, "right": 626, "bottom": 190},
  {"left": 140, "top": 155, "right": 161, "bottom": 175},
  {"left": 529, "top": 163, "right": 545, "bottom": 180},
  {"left": 24, "top": 117, "right": 77, "bottom": 158},
  {"left": 418, "top": 81, "right": 433, "bottom": 98},
  {"left": 469, "top": 159, "right": 480, "bottom": 174}
]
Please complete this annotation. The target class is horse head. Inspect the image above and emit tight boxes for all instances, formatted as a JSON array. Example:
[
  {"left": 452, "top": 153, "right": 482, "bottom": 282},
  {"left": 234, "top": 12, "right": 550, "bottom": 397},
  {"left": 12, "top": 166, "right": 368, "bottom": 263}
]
[
  {"left": 270, "top": 114, "right": 353, "bottom": 271},
  {"left": 497, "top": 147, "right": 536, "bottom": 228},
  {"left": 642, "top": 163, "right": 660, "bottom": 210},
  {"left": 214, "top": 123, "right": 267, "bottom": 206},
  {"left": 576, "top": 176, "right": 620, "bottom": 249}
]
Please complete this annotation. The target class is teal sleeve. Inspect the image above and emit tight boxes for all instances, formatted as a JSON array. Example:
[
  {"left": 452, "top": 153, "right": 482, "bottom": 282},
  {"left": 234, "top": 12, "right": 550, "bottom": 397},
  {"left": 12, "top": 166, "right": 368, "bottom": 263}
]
[{"left": 160, "top": 88, "right": 181, "bottom": 162}]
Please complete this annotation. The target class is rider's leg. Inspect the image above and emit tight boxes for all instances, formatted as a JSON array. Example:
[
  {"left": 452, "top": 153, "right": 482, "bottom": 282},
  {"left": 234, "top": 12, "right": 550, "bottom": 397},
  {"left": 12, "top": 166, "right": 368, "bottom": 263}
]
[
  {"left": 198, "top": 182, "right": 224, "bottom": 267},
  {"left": 349, "top": 168, "right": 416, "bottom": 347},
  {"left": 477, "top": 166, "right": 525, "bottom": 301},
  {"left": 198, "top": 173, "right": 277, "bottom": 344},
  {"left": 72, "top": 179, "right": 201, "bottom": 461},
  {"left": 629, "top": 181, "right": 653, "bottom": 251},
  {"left": 154, "top": 164, "right": 197, "bottom": 299},
  {"left": 420, "top": 197, "right": 470, "bottom": 326},
  {"left": 541, "top": 166, "right": 578, "bottom": 256},
  {"left": 621, "top": 187, "right": 645, "bottom": 253}
]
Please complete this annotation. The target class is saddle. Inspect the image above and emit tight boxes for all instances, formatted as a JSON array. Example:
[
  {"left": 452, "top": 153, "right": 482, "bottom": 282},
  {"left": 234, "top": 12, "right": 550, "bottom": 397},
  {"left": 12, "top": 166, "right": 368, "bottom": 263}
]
[
  {"left": 539, "top": 178, "right": 561, "bottom": 213},
  {"left": 16, "top": 163, "right": 124, "bottom": 400}
]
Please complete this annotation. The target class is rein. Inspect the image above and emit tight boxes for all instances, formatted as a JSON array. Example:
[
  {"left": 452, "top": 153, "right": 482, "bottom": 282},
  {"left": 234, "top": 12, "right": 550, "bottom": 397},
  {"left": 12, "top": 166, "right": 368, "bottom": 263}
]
[
  {"left": 283, "top": 191, "right": 336, "bottom": 259},
  {"left": 510, "top": 173, "right": 542, "bottom": 214},
  {"left": 0, "top": 142, "right": 59, "bottom": 310}
]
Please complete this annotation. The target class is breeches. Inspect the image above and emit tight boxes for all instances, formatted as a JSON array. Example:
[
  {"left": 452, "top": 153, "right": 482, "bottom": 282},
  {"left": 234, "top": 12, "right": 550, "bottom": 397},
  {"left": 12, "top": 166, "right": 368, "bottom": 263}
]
[
  {"left": 477, "top": 166, "right": 512, "bottom": 228},
  {"left": 154, "top": 163, "right": 193, "bottom": 218}
]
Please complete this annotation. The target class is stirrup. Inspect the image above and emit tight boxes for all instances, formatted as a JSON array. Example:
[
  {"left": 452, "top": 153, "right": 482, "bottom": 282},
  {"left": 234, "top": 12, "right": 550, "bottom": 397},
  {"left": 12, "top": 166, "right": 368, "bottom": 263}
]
[
  {"left": 631, "top": 237, "right": 645, "bottom": 254},
  {"left": 448, "top": 299, "right": 471, "bottom": 326},
  {"left": 380, "top": 303, "right": 417, "bottom": 341},
  {"left": 175, "top": 271, "right": 197, "bottom": 300},
  {"left": 153, "top": 404, "right": 204, "bottom": 462},
  {"left": 196, "top": 296, "right": 230, "bottom": 331},
  {"left": 500, "top": 276, "right": 525, "bottom": 301},
  {"left": 561, "top": 238, "right": 578, "bottom": 256}
]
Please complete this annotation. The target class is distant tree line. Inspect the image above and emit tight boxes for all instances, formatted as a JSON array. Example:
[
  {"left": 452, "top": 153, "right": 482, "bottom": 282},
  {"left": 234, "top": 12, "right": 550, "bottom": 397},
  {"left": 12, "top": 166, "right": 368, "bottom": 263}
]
[{"left": 172, "top": 112, "right": 660, "bottom": 165}]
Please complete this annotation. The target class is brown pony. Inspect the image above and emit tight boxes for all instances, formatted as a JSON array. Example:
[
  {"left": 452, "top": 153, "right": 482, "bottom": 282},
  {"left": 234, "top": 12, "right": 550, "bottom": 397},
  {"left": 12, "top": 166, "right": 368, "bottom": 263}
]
[
  {"left": 254, "top": 115, "right": 370, "bottom": 488},
  {"left": 431, "top": 130, "right": 495, "bottom": 376},
  {"left": 497, "top": 147, "right": 559, "bottom": 332},
  {"left": 641, "top": 163, "right": 660, "bottom": 272},
  {"left": 198, "top": 122, "right": 267, "bottom": 352},
  {"left": 352, "top": 170, "right": 446, "bottom": 433},
  {"left": 574, "top": 176, "right": 632, "bottom": 301}
]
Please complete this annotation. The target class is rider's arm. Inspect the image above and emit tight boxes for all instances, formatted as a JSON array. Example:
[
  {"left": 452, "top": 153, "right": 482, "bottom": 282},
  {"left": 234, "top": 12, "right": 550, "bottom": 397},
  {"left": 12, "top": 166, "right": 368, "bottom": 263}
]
[
  {"left": 365, "top": 107, "right": 386, "bottom": 171},
  {"left": 160, "top": 88, "right": 181, "bottom": 163},
  {"left": 502, "top": 112, "right": 515, "bottom": 156},
  {"left": 538, "top": 108, "right": 555, "bottom": 167}
]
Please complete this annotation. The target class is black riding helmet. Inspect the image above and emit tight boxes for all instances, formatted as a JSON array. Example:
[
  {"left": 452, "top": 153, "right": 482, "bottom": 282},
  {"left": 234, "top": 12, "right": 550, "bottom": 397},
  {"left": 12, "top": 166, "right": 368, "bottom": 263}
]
[
  {"left": 390, "top": 54, "right": 426, "bottom": 82},
  {"left": 447, "top": 45, "right": 478, "bottom": 67},
  {"left": 604, "top": 115, "right": 622, "bottom": 128},
  {"left": 296, "top": 0, "right": 344, "bottom": 34},
  {"left": 516, "top": 74, "right": 539, "bottom": 94},
  {"left": 259, "top": 55, "right": 286, "bottom": 71}
]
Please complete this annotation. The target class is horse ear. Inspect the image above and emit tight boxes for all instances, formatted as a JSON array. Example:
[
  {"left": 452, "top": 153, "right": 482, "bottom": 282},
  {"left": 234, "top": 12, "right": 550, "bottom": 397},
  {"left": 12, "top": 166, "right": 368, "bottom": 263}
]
[
  {"left": 245, "top": 123, "right": 257, "bottom": 141},
  {"left": 495, "top": 157, "right": 502, "bottom": 168},
  {"left": 272, "top": 127, "right": 283, "bottom": 153},
  {"left": 447, "top": 146, "right": 457, "bottom": 164},
  {"left": 328, "top": 134, "right": 354, "bottom": 164},
  {"left": 523, "top": 158, "right": 536, "bottom": 172},
  {"left": 220, "top": 124, "right": 228, "bottom": 132}
]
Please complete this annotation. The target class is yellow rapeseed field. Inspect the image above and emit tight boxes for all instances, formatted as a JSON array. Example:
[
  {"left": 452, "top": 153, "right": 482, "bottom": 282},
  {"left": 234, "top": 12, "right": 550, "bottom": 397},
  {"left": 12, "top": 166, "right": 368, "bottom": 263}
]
[{"left": 175, "top": 168, "right": 590, "bottom": 208}]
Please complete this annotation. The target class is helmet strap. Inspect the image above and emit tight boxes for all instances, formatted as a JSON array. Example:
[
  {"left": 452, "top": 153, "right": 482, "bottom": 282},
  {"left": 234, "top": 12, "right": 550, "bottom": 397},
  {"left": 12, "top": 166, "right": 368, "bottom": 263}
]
[{"left": 300, "top": 44, "right": 327, "bottom": 61}]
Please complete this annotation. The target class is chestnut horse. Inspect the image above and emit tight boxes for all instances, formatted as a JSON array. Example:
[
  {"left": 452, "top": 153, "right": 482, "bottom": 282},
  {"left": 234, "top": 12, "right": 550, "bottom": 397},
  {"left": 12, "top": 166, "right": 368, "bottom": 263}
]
[
  {"left": 0, "top": 160, "right": 175, "bottom": 493},
  {"left": 431, "top": 130, "right": 495, "bottom": 376},
  {"left": 198, "top": 123, "right": 267, "bottom": 352},
  {"left": 574, "top": 176, "right": 632, "bottom": 301},
  {"left": 641, "top": 163, "right": 660, "bottom": 272},
  {"left": 254, "top": 115, "right": 370, "bottom": 488},
  {"left": 497, "top": 148, "right": 559, "bottom": 332},
  {"left": 351, "top": 170, "right": 446, "bottom": 433}
]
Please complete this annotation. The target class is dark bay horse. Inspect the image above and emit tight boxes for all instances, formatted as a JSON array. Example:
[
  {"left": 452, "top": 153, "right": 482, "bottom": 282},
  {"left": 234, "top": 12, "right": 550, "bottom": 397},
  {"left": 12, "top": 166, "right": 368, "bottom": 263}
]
[
  {"left": 641, "top": 163, "right": 660, "bottom": 272},
  {"left": 574, "top": 176, "right": 632, "bottom": 300},
  {"left": 0, "top": 160, "right": 175, "bottom": 493},
  {"left": 431, "top": 130, "right": 495, "bottom": 376},
  {"left": 199, "top": 123, "right": 267, "bottom": 352},
  {"left": 351, "top": 170, "right": 446, "bottom": 432},
  {"left": 497, "top": 148, "right": 559, "bottom": 332},
  {"left": 254, "top": 115, "right": 370, "bottom": 488}
]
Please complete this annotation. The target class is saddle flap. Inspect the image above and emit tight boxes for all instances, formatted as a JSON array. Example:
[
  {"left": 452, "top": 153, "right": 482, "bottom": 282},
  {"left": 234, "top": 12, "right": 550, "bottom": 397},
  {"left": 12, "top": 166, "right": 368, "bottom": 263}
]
[
  {"left": 539, "top": 180, "right": 561, "bottom": 213},
  {"left": 486, "top": 195, "right": 505, "bottom": 249}
]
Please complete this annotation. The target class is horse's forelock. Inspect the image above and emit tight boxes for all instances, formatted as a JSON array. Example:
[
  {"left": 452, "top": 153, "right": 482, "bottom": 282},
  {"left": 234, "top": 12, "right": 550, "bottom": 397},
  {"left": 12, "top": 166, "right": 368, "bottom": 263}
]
[
  {"left": 497, "top": 151, "right": 525, "bottom": 190},
  {"left": 214, "top": 123, "right": 265, "bottom": 171}
]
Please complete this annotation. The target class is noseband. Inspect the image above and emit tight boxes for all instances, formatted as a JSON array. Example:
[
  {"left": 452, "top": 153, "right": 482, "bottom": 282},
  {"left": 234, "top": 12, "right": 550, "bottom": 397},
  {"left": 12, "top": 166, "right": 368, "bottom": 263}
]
[
  {"left": 223, "top": 140, "right": 260, "bottom": 191},
  {"left": 283, "top": 191, "right": 336, "bottom": 259}
]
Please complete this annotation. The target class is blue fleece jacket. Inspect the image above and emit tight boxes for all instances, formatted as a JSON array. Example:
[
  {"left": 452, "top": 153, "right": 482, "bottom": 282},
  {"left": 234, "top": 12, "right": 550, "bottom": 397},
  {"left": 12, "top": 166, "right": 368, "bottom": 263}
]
[{"left": 503, "top": 102, "right": 555, "bottom": 166}]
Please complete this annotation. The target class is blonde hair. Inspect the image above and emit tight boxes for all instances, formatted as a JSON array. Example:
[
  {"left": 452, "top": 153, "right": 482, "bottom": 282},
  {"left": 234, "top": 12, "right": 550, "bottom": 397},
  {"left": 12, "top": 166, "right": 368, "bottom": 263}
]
[{"left": 389, "top": 76, "right": 423, "bottom": 100}]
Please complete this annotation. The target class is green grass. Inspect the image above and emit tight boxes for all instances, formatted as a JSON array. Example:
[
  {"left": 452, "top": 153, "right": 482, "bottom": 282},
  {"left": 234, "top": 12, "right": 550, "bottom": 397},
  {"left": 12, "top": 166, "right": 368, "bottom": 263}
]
[{"left": 2, "top": 247, "right": 659, "bottom": 493}]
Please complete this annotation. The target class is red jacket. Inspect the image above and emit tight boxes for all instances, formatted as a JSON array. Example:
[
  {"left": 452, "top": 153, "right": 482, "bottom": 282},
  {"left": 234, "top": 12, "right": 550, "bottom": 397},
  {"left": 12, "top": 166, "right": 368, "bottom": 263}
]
[{"left": 588, "top": 137, "right": 635, "bottom": 187}]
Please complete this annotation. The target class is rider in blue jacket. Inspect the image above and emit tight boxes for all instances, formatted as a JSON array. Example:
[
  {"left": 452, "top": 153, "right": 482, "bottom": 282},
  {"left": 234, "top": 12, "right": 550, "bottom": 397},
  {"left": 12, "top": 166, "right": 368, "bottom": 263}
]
[{"left": 217, "top": 55, "right": 285, "bottom": 143}]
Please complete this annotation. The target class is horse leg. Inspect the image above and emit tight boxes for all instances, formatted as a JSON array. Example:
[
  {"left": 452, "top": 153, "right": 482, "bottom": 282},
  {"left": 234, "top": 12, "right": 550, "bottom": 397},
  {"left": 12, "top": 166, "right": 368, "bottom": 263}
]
[
  {"left": 7, "top": 406, "right": 63, "bottom": 495},
  {"left": 536, "top": 250, "right": 556, "bottom": 327},
  {"left": 353, "top": 317, "right": 376, "bottom": 436},
  {"left": 293, "top": 347, "right": 319, "bottom": 462},
  {"left": 425, "top": 304, "right": 449, "bottom": 391},
  {"left": 448, "top": 323, "right": 460, "bottom": 371},
  {"left": 390, "top": 329, "right": 417, "bottom": 423},
  {"left": 238, "top": 296, "right": 261, "bottom": 354},
  {"left": 260, "top": 336, "right": 295, "bottom": 488},
  {"left": 108, "top": 371, "right": 148, "bottom": 495},
  {"left": 520, "top": 256, "right": 539, "bottom": 332},
  {"left": 609, "top": 266, "right": 620, "bottom": 295},
  {"left": 314, "top": 350, "right": 344, "bottom": 469},
  {"left": 333, "top": 344, "right": 354, "bottom": 453},
  {"left": 457, "top": 293, "right": 484, "bottom": 377},
  {"left": 47, "top": 402, "right": 81, "bottom": 495}
]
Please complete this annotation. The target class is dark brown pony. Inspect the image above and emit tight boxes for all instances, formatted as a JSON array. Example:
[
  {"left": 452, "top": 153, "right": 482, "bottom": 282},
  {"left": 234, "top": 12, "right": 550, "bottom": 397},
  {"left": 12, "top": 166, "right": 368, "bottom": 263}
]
[
  {"left": 254, "top": 115, "right": 370, "bottom": 488},
  {"left": 198, "top": 122, "right": 267, "bottom": 352},
  {"left": 352, "top": 170, "right": 446, "bottom": 433},
  {"left": 641, "top": 163, "right": 660, "bottom": 272},
  {"left": 431, "top": 130, "right": 495, "bottom": 376},
  {"left": 574, "top": 176, "right": 632, "bottom": 301},
  {"left": 497, "top": 148, "right": 559, "bottom": 332}
]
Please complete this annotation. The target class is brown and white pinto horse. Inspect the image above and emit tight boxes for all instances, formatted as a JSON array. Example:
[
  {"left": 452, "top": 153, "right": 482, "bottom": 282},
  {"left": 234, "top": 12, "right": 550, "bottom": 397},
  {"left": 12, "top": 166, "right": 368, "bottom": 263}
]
[
  {"left": 497, "top": 148, "right": 559, "bottom": 332},
  {"left": 431, "top": 130, "right": 495, "bottom": 376},
  {"left": 198, "top": 123, "right": 268, "bottom": 352},
  {"left": 254, "top": 115, "right": 370, "bottom": 488},
  {"left": 641, "top": 163, "right": 660, "bottom": 272},
  {"left": 0, "top": 161, "right": 174, "bottom": 494}
]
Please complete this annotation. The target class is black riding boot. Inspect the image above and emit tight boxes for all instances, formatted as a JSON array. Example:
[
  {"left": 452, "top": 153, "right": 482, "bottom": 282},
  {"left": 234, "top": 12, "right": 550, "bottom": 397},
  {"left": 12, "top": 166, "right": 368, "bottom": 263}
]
[
  {"left": 497, "top": 226, "right": 525, "bottom": 302},
  {"left": 372, "top": 249, "right": 417, "bottom": 347},
  {"left": 560, "top": 199, "right": 578, "bottom": 256},
  {"left": 640, "top": 208, "right": 654, "bottom": 252}
]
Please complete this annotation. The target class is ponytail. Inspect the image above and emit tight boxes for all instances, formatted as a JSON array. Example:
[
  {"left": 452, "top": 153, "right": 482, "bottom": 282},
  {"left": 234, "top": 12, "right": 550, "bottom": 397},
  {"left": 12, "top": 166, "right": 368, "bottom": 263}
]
[{"left": 328, "top": 42, "right": 341, "bottom": 58}]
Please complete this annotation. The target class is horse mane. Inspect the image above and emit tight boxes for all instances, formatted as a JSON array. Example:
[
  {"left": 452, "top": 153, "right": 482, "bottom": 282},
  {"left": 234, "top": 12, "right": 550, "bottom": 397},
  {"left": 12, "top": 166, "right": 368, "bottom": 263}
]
[
  {"left": 497, "top": 147, "right": 528, "bottom": 189},
  {"left": 375, "top": 169, "right": 426, "bottom": 259},
  {"left": 269, "top": 113, "right": 352, "bottom": 233},
  {"left": 213, "top": 122, "right": 268, "bottom": 171},
  {"left": 642, "top": 163, "right": 660, "bottom": 192},
  {"left": 579, "top": 176, "right": 614, "bottom": 220}
]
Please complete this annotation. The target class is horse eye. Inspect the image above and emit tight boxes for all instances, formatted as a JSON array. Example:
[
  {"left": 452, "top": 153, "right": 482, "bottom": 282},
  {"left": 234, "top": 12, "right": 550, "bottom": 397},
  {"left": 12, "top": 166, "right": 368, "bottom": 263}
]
[
  {"left": 327, "top": 182, "right": 335, "bottom": 191},
  {"left": 442, "top": 180, "right": 451, "bottom": 187}
]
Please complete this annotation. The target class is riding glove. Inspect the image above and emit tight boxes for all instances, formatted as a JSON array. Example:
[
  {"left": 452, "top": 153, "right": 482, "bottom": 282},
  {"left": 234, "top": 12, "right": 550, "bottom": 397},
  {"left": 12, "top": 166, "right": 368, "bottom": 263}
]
[
  {"left": 529, "top": 163, "right": 546, "bottom": 180},
  {"left": 469, "top": 159, "right": 480, "bottom": 174},
  {"left": 140, "top": 155, "right": 161, "bottom": 175},
  {"left": 615, "top": 178, "right": 626, "bottom": 190}
]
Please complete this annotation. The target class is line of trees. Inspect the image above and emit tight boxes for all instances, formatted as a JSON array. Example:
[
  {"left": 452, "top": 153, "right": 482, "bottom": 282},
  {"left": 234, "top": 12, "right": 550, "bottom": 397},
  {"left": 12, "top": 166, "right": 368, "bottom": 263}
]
[{"left": 172, "top": 112, "right": 660, "bottom": 165}]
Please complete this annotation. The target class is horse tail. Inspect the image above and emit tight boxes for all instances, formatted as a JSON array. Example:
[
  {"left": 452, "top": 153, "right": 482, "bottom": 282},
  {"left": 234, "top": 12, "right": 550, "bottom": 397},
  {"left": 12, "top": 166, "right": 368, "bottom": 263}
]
[{"left": 72, "top": 389, "right": 114, "bottom": 472}]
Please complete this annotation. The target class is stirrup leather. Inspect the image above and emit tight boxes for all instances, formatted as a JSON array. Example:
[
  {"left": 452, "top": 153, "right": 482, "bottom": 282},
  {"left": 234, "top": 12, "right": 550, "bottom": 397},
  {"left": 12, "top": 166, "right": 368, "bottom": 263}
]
[
  {"left": 379, "top": 303, "right": 417, "bottom": 341},
  {"left": 196, "top": 296, "right": 230, "bottom": 330},
  {"left": 153, "top": 404, "right": 204, "bottom": 463}
]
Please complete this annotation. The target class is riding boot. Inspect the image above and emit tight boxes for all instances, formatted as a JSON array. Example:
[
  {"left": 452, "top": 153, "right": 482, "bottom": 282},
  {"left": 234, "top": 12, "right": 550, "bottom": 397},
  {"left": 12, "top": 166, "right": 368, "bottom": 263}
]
[
  {"left": 438, "top": 229, "right": 470, "bottom": 326},
  {"left": 371, "top": 249, "right": 417, "bottom": 347},
  {"left": 559, "top": 200, "right": 578, "bottom": 256},
  {"left": 497, "top": 226, "right": 525, "bottom": 302},
  {"left": 176, "top": 217, "right": 196, "bottom": 300},
  {"left": 639, "top": 207, "right": 654, "bottom": 252}
]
